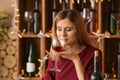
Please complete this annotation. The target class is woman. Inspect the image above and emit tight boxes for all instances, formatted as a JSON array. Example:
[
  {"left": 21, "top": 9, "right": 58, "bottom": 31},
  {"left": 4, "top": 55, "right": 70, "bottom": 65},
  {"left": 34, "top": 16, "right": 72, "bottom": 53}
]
[{"left": 42, "top": 9, "right": 102, "bottom": 80}]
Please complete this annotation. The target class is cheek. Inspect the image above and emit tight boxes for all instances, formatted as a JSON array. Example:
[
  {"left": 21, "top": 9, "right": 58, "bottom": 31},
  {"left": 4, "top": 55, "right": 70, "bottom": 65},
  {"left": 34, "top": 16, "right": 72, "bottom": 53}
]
[
  {"left": 69, "top": 32, "right": 76, "bottom": 38},
  {"left": 56, "top": 30, "right": 59, "bottom": 35},
  {"left": 56, "top": 31, "right": 60, "bottom": 37},
  {"left": 70, "top": 36, "right": 77, "bottom": 42},
  {"left": 68, "top": 33, "right": 77, "bottom": 43}
]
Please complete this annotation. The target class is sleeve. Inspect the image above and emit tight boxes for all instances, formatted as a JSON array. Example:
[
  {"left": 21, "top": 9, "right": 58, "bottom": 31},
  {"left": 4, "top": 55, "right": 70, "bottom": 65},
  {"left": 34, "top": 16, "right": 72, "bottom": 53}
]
[
  {"left": 84, "top": 56, "right": 94, "bottom": 80},
  {"left": 84, "top": 48, "right": 102, "bottom": 80},
  {"left": 42, "top": 58, "right": 55, "bottom": 80}
]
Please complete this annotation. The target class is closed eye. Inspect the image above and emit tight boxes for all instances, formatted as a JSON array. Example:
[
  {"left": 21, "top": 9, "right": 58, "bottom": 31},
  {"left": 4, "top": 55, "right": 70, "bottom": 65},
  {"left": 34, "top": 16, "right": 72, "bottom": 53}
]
[
  {"left": 57, "top": 26, "right": 62, "bottom": 31},
  {"left": 56, "top": 26, "right": 73, "bottom": 32},
  {"left": 66, "top": 27, "right": 73, "bottom": 31}
]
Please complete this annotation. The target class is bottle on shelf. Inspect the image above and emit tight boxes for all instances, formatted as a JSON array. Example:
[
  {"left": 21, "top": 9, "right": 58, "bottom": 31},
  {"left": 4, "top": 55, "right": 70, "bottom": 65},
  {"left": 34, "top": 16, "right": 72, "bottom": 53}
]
[
  {"left": 33, "top": 0, "right": 41, "bottom": 34},
  {"left": 52, "top": 0, "right": 58, "bottom": 22},
  {"left": 91, "top": 50, "right": 103, "bottom": 80},
  {"left": 109, "top": 0, "right": 116, "bottom": 35},
  {"left": 118, "top": 42, "right": 120, "bottom": 79},
  {"left": 79, "top": 0, "right": 84, "bottom": 15},
  {"left": 62, "top": 0, "right": 66, "bottom": 10},
  {"left": 26, "top": 43, "right": 36, "bottom": 77},
  {"left": 87, "top": 0, "right": 98, "bottom": 35},
  {"left": 116, "top": 15, "right": 120, "bottom": 35}
]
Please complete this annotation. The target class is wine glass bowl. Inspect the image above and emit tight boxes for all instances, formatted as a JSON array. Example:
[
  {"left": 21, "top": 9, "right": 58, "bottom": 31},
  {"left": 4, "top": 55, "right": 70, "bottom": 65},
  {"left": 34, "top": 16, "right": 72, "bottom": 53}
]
[
  {"left": 52, "top": 37, "right": 65, "bottom": 52},
  {"left": 52, "top": 37, "right": 61, "bottom": 48},
  {"left": 24, "top": 11, "right": 33, "bottom": 34}
]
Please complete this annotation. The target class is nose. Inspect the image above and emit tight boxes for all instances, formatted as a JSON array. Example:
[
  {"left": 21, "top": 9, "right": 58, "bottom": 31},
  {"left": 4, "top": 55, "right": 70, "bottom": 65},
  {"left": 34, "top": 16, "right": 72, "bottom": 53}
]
[{"left": 61, "top": 29, "right": 67, "bottom": 37}]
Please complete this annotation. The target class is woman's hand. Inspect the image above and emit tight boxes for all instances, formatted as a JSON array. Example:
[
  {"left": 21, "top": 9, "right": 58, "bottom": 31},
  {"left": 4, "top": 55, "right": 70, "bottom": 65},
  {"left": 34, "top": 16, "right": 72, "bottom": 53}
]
[
  {"left": 59, "top": 46, "right": 80, "bottom": 62},
  {"left": 59, "top": 46, "right": 84, "bottom": 80}
]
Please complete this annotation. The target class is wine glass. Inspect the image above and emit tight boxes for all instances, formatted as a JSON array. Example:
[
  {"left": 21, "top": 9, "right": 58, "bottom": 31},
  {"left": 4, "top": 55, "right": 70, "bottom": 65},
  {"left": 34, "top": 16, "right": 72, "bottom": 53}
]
[
  {"left": 82, "top": 8, "right": 90, "bottom": 26},
  {"left": 24, "top": 11, "right": 33, "bottom": 34},
  {"left": 50, "top": 36, "right": 65, "bottom": 72}
]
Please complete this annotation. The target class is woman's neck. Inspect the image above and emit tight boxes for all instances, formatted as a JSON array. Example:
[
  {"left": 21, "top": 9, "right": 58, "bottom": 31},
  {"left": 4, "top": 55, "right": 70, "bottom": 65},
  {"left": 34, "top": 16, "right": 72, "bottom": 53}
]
[{"left": 70, "top": 42, "right": 86, "bottom": 54}]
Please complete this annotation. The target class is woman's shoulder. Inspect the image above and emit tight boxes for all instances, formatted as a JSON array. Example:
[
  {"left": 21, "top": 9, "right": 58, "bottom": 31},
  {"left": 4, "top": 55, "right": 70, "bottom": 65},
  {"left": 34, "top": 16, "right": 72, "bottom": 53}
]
[
  {"left": 81, "top": 46, "right": 102, "bottom": 56},
  {"left": 85, "top": 46, "right": 101, "bottom": 52},
  {"left": 80, "top": 46, "right": 102, "bottom": 64}
]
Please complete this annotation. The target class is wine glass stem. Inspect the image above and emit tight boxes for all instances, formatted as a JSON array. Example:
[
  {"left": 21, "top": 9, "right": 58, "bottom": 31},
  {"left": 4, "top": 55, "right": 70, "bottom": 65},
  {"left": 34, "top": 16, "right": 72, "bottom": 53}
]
[
  {"left": 27, "top": 23, "right": 31, "bottom": 34},
  {"left": 54, "top": 56, "right": 58, "bottom": 69}
]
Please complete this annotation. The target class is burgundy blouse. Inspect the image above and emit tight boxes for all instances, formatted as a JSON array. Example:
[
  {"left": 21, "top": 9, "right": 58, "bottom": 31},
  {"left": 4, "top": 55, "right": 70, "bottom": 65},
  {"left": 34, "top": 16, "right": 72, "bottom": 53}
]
[{"left": 42, "top": 46, "right": 102, "bottom": 80}]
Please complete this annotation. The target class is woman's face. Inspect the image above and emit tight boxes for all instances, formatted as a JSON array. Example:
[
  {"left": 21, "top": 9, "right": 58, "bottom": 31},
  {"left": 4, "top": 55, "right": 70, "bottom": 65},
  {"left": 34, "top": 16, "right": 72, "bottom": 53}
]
[{"left": 56, "top": 18, "right": 77, "bottom": 46}]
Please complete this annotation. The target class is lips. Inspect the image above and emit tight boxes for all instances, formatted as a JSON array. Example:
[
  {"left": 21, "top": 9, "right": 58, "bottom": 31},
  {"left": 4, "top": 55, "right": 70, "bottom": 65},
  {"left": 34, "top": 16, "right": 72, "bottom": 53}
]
[
  {"left": 60, "top": 39, "right": 68, "bottom": 45},
  {"left": 60, "top": 39, "right": 67, "bottom": 42}
]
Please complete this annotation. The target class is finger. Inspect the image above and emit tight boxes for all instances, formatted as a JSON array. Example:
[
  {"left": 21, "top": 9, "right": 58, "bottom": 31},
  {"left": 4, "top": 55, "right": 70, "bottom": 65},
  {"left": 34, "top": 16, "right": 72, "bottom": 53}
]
[
  {"left": 64, "top": 46, "right": 73, "bottom": 52},
  {"left": 61, "top": 55, "right": 65, "bottom": 58}
]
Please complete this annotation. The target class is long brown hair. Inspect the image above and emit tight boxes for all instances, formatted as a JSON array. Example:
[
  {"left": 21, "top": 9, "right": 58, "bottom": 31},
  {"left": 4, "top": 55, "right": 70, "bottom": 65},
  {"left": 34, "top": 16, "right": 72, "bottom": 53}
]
[{"left": 52, "top": 9, "right": 92, "bottom": 47}]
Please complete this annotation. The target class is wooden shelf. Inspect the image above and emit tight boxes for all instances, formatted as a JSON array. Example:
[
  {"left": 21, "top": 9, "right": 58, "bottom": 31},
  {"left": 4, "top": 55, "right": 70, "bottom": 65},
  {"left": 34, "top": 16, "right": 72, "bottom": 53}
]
[
  {"left": 106, "top": 79, "right": 119, "bottom": 80},
  {"left": 89, "top": 35, "right": 120, "bottom": 39},
  {"left": 20, "top": 77, "right": 41, "bottom": 80},
  {"left": 109, "top": 35, "right": 120, "bottom": 38},
  {"left": 22, "top": 34, "right": 39, "bottom": 38}
]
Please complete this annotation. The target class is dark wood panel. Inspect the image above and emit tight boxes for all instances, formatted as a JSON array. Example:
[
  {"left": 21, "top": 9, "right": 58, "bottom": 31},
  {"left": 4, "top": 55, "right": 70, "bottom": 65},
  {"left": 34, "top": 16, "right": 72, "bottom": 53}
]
[{"left": 104, "top": 38, "right": 120, "bottom": 78}]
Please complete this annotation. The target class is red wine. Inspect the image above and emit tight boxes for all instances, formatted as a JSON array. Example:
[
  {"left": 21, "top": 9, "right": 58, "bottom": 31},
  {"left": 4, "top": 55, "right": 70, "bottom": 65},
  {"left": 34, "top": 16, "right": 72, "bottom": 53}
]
[{"left": 53, "top": 46, "right": 65, "bottom": 52}]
